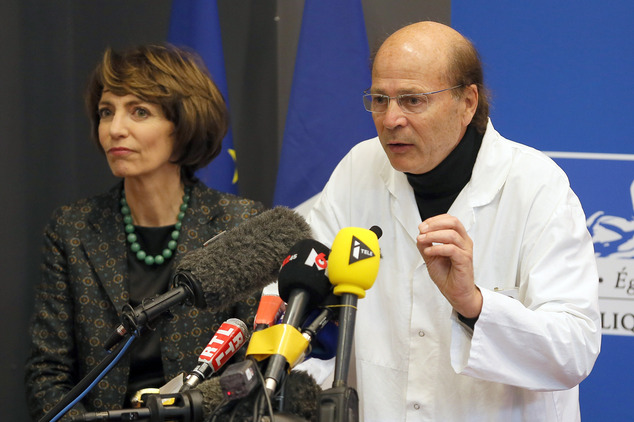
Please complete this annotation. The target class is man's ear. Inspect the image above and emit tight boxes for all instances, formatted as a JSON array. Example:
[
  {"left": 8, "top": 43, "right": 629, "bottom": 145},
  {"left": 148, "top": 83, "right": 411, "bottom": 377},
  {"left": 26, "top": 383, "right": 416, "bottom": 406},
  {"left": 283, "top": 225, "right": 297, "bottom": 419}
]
[{"left": 461, "top": 83, "right": 479, "bottom": 127}]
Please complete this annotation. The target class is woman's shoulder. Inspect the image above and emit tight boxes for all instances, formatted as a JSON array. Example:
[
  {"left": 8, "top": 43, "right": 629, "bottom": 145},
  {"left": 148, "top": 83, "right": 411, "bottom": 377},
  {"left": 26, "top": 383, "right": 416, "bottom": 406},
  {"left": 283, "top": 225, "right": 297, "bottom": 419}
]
[
  {"left": 46, "top": 184, "right": 120, "bottom": 228},
  {"left": 192, "top": 182, "right": 265, "bottom": 214},
  {"left": 188, "top": 182, "right": 267, "bottom": 233}
]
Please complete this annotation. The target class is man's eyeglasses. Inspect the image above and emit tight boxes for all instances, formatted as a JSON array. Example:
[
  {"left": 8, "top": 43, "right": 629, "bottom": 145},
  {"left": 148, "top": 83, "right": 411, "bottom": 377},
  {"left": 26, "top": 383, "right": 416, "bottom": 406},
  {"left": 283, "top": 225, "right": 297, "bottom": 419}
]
[{"left": 362, "top": 85, "right": 463, "bottom": 114}]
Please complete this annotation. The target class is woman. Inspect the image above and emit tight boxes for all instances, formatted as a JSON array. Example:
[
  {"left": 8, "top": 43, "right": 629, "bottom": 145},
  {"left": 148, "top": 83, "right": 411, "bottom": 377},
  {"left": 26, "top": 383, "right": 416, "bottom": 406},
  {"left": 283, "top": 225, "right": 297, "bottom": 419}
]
[{"left": 25, "top": 44, "right": 264, "bottom": 420}]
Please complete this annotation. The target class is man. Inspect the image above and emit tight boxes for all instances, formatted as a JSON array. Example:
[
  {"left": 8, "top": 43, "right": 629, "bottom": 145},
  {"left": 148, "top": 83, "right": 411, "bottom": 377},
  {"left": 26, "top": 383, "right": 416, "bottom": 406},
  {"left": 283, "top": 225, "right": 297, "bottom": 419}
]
[{"left": 303, "top": 21, "right": 600, "bottom": 421}]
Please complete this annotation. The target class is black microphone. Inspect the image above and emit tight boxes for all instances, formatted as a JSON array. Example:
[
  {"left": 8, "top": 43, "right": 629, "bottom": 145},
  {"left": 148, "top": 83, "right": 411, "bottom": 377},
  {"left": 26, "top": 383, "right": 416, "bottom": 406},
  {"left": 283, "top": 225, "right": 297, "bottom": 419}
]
[
  {"left": 71, "top": 390, "right": 203, "bottom": 421},
  {"left": 301, "top": 306, "right": 338, "bottom": 361},
  {"left": 278, "top": 370, "right": 322, "bottom": 421},
  {"left": 301, "top": 290, "right": 341, "bottom": 361},
  {"left": 198, "top": 370, "right": 321, "bottom": 422},
  {"left": 262, "top": 239, "right": 332, "bottom": 396},
  {"left": 105, "top": 207, "right": 312, "bottom": 346}
]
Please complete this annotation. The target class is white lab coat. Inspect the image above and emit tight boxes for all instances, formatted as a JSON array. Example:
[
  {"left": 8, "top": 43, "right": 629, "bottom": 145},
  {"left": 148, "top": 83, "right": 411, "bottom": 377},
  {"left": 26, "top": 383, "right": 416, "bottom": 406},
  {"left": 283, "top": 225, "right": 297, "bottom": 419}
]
[{"left": 303, "top": 121, "right": 601, "bottom": 421}]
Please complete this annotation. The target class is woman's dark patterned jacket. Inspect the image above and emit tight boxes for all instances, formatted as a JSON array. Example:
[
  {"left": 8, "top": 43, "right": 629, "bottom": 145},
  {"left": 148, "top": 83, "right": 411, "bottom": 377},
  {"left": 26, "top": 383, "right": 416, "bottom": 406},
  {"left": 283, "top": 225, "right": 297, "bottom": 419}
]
[{"left": 25, "top": 181, "right": 265, "bottom": 421}]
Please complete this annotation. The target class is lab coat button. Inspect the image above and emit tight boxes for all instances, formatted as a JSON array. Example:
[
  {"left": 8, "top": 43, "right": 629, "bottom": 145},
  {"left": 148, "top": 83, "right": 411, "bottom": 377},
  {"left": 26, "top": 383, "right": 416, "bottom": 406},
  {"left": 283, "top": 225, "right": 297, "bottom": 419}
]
[{"left": 418, "top": 330, "right": 425, "bottom": 337}]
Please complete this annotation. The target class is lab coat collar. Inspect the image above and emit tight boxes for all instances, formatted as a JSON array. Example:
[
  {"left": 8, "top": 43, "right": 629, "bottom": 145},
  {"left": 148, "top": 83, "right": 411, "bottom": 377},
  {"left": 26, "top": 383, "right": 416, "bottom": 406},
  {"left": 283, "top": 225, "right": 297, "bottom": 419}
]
[{"left": 380, "top": 119, "right": 511, "bottom": 237}]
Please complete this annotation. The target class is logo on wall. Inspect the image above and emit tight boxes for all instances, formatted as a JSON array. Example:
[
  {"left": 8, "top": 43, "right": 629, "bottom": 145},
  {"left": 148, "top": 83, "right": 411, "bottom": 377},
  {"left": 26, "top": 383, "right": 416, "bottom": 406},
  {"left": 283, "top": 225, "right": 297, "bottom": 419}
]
[
  {"left": 550, "top": 153, "right": 634, "bottom": 336},
  {"left": 588, "top": 179, "right": 634, "bottom": 336},
  {"left": 587, "top": 180, "right": 634, "bottom": 259}
]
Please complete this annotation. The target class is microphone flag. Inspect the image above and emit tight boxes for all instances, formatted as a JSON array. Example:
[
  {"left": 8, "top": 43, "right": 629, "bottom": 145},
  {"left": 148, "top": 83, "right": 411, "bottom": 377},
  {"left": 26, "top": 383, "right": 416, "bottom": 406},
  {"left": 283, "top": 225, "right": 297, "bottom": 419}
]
[
  {"left": 273, "top": 0, "right": 376, "bottom": 208},
  {"left": 180, "top": 318, "right": 249, "bottom": 392},
  {"left": 196, "top": 318, "right": 248, "bottom": 373},
  {"left": 168, "top": 0, "right": 238, "bottom": 194}
]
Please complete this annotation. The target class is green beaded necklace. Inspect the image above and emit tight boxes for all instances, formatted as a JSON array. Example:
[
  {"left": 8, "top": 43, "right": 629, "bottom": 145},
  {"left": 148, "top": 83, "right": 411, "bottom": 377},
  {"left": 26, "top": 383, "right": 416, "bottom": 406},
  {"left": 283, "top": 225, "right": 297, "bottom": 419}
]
[{"left": 120, "top": 186, "right": 191, "bottom": 266}]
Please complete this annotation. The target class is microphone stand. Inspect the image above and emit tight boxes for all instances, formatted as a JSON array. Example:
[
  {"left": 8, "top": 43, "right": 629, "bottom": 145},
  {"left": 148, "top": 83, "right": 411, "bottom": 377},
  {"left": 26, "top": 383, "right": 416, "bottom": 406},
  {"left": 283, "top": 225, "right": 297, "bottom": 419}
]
[
  {"left": 317, "top": 293, "right": 359, "bottom": 422},
  {"left": 317, "top": 226, "right": 381, "bottom": 422}
]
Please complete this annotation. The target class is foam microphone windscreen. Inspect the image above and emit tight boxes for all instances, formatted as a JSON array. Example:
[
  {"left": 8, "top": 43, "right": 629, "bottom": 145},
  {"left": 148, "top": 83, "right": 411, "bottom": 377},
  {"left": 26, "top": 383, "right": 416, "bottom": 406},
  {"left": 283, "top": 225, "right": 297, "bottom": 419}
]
[
  {"left": 277, "top": 239, "right": 332, "bottom": 315},
  {"left": 279, "top": 370, "right": 322, "bottom": 421},
  {"left": 197, "top": 370, "right": 321, "bottom": 422},
  {"left": 196, "top": 377, "right": 226, "bottom": 418},
  {"left": 174, "top": 207, "right": 312, "bottom": 310}
]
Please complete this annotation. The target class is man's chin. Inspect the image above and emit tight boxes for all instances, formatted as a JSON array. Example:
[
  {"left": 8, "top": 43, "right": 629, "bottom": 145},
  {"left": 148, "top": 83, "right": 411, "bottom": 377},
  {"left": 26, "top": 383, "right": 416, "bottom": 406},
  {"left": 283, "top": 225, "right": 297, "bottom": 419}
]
[{"left": 388, "top": 158, "right": 415, "bottom": 174}]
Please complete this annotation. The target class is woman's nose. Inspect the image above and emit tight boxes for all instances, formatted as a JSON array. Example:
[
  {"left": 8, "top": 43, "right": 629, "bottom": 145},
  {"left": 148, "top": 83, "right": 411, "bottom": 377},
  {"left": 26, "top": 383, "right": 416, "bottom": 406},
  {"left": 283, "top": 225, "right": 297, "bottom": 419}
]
[{"left": 108, "top": 113, "right": 129, "bottom": 138}]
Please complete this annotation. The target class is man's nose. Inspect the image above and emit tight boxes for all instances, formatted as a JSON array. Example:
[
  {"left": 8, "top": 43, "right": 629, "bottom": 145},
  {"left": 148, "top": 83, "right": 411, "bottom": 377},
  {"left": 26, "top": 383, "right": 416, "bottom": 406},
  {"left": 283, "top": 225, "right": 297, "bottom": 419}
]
[{"left": 381, "top": 98, "right": 407, "bottom": 129}]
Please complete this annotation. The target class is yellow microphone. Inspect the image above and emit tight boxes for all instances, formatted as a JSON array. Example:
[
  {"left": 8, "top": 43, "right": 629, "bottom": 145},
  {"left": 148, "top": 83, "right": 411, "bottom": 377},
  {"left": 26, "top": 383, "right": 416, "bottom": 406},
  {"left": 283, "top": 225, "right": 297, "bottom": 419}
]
[
  {"left": 327, "top": 226, "right": 381, "bottom": 387},
  {"left": 328, "top": 226, "right": 381, "bottom": 298}
]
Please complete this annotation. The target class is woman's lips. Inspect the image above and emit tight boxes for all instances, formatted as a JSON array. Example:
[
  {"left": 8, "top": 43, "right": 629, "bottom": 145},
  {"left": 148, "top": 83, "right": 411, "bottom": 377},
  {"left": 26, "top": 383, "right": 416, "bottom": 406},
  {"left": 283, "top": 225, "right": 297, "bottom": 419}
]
[{"left": 108, "top": 147, "right": 133, "bottom": 156}]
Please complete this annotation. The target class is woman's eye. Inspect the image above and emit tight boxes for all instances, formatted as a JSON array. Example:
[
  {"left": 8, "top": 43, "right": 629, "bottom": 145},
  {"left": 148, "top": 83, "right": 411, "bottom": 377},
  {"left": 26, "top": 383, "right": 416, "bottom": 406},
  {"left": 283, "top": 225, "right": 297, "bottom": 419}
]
[
  {"left": 98, "top": 108, "right": 112, "bottom": 118},
  {"left": 133, "top": 107, "right": 149, "bottom": 118}
]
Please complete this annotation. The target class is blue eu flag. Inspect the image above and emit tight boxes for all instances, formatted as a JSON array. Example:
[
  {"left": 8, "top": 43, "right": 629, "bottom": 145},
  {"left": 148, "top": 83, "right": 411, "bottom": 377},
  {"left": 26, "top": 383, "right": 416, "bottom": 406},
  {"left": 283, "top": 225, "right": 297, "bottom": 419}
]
[
  {"left": 274, "top": 0, "right": 376, "bottom": 208},
  {"left": 168, "top": 0, "right": 238, "bottom": 194}
]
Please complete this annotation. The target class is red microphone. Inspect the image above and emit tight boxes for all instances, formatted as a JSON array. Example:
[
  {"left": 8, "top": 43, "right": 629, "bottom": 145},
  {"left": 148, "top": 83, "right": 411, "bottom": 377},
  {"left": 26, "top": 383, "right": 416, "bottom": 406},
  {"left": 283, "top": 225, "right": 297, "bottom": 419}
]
[
  {"left": 254, "top": 294, "right": 286, "bottom": 331},
  {"left": 180, "top": 318, "right": 249, "bottom": 391}
]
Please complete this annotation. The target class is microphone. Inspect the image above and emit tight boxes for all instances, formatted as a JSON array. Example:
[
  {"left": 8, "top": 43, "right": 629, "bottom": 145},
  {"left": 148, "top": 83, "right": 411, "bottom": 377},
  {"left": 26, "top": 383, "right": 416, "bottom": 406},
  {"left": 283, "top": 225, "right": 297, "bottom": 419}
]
[
  {"left": 317, "top": 227, "right": 381, "bottom": 422},
  {"left": 218, "top": 308, "right": 335, "bottom": 404},
  {"left": 299, "top": 289, "right": 342, "bottom": 361},
  {"left": 278, "top": 370, "right": 321, "bottom": 421},
  {"left": 181, "top": 318, "right": 249, "bottom": 392},
  {"left": 327, "top": 226, "right": 381, "bottom": 387},
  {"left": 74, "top": 362, "right": 322, "bottom": 422},
  {"left": 301, "top": 307, "right": 339, "bottom": 361},
  {"left": 71, "top": 390, "right": 203, "bottom": 421},
  {"left": 277, "top": 239, "right": 331, "bottom": 327},
  {"left": 254, "top": 294, "right": 286, "bottom": 332},
  {"left": 196, "top": 377, "right": 226, "bottom": 419},
  {"left": 219, "top": 359, "right": 262, "bottom": 401},
  {"left": 174, "top": 206, "right": 312, "bottom": 310},
  {"left": 105, "top": 207, "right": 312, "bottom": 347},
  {"left": 259, "top": 239, "right": 332, "bottom": 396},
  {"left": 198, "top": 370, "right": 321, "bottom": 421}
]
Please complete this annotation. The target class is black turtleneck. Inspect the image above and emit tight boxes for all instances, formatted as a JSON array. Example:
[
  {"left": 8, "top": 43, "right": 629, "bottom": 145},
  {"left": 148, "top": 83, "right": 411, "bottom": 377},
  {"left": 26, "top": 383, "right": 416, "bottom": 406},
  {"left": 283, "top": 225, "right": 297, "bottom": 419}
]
[{"left": 406, "top": 124, "right": 483, "bottom": 221}]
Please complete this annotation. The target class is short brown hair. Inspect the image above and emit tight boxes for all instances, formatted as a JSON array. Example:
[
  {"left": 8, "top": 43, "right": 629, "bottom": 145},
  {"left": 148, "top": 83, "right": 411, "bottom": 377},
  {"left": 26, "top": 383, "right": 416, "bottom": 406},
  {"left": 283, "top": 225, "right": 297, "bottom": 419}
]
[
  {"left": 85, "top": 44, "right": 228, "bottom": 183},
  {"left": 447, "top": 37, "right": 490, "bottom": 134}
]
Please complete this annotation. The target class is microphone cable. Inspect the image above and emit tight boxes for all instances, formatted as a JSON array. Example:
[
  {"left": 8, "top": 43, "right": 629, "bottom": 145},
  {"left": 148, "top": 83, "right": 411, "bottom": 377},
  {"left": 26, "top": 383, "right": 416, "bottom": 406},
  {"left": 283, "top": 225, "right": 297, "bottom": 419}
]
[
  {"left": 207, "top": 357, "right": 274, "bottom": 422},
  {"left": 42, "top": 334, "right": 137, "bottom": 422},
  {"left": 249, "top": 360, "right": 274, "bottom": 422}
]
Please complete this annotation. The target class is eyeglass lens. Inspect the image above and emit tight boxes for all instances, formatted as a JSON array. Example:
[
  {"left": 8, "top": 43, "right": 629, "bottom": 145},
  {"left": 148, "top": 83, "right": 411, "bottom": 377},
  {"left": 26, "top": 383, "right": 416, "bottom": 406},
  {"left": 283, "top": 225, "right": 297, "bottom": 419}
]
[{"left": 363, "top": 93, "right": 429, "bottom": 114}]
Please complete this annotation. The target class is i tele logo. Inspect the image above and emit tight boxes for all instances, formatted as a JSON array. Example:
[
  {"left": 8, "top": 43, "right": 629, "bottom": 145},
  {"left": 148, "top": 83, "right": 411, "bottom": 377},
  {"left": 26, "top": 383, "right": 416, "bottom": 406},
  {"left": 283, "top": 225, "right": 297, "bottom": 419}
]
[{"left": 349, "top": 236, "right": 375, "bottom": 264}]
